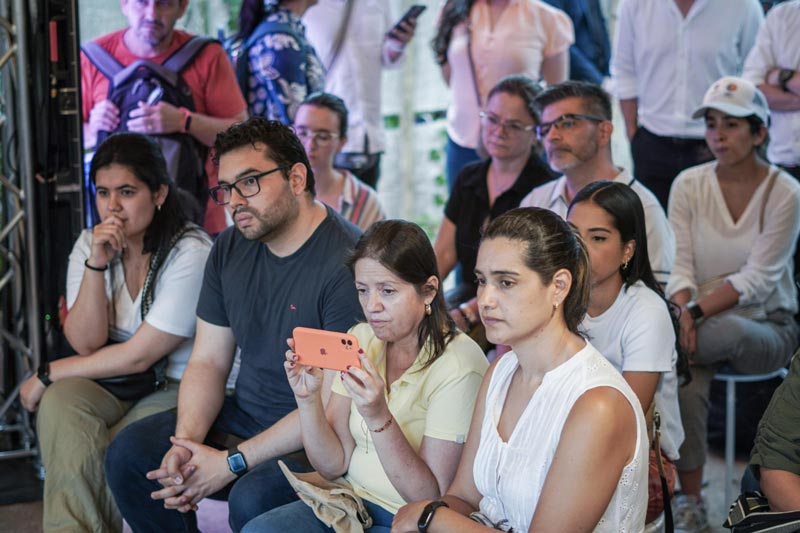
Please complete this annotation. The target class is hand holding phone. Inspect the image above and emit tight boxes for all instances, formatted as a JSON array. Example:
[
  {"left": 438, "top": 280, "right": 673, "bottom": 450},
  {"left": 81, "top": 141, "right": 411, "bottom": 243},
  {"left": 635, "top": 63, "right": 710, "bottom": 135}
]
[
  {"left": 292, "top": 327, "right": 362, "bottom": 372},
  {"left": 388, "top": 5, "right": 426, "bottom": 42}
]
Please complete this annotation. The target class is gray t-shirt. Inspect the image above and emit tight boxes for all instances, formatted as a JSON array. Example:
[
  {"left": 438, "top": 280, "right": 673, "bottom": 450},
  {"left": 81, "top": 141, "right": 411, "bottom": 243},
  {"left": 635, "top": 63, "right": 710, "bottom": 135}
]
[{"left": 196, "top": 207, "right": 363, "bottom": 428}]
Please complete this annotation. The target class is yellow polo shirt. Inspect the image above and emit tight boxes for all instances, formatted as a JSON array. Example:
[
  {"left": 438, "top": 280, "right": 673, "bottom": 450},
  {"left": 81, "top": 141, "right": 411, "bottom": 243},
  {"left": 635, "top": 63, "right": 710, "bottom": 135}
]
[{"left": 331, "top": 322, "right": 488, "bottom": 514}]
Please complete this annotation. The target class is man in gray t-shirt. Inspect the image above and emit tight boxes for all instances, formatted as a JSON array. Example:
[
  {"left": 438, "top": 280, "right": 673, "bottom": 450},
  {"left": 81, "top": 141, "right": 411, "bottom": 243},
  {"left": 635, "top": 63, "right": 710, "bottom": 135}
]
[{"left": 106, "top": 118, "right": 363, "bottom": 532}]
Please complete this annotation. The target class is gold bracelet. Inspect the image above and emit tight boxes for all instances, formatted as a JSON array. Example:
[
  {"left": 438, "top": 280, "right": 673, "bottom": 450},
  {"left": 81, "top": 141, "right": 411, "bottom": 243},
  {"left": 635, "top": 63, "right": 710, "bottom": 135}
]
[{"left": 369, "top": 415, "right": 393, "bottom": 433}]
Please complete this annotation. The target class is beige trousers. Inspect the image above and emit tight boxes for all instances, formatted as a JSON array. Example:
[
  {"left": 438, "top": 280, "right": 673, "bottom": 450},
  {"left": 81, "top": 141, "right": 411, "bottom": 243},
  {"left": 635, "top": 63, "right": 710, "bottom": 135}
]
[{"left": 36, "top": 376, "right": 179, "bottom": 533}]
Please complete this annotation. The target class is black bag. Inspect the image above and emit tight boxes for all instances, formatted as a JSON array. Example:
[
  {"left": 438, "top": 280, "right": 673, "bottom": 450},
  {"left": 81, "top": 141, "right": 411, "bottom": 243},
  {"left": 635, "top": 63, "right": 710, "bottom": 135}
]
[
  {"left": 224, "top": 19, "right": 304, "bottom": 97},
  {"left": 81, "top": 37, "right": 212, "bottom": 223},
  {"left": 724, "top": 492, "right": 800, "bottom": 532},
  {"left": 94, "top": 228, "right": 193, "bottom": 401}
]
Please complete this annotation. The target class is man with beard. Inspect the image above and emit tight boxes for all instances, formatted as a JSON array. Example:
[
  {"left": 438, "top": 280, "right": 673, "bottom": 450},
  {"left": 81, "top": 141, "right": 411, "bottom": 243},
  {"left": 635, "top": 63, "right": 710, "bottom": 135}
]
[
  {"left": 520, "top": 81, "right": 675, "bottom": 284},
  {"left": 105, "top": 118, "right": 363, "bottom": 532},
  {"left": 81, "top": 0, "right": 247, "bottom": 229}
]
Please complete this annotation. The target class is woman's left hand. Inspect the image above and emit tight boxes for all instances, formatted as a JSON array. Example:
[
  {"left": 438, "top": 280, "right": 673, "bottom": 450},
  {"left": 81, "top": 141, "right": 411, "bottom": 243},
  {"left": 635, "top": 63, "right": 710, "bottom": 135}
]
[
  {"left": 391, "top": 500, "right": 433, "bottom": 532},
  {"left": 341, "top": 351, "right": 390, "bottom": 427},
  {"left": 20, "top": 374, "right": 47, "bottom": 412}
]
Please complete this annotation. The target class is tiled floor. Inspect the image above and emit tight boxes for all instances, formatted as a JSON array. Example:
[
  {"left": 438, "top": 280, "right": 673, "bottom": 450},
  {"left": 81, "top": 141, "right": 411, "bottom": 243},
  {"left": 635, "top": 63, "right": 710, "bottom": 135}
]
[{"left": 0, "top": 450, "right": 745, "bottom": 533}]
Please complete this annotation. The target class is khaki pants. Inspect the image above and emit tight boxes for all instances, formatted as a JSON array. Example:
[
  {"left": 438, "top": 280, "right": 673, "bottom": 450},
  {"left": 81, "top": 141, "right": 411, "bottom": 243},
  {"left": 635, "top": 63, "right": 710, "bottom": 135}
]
[{"left": 36, "top": 376, "right": 179, "bottom": 533}]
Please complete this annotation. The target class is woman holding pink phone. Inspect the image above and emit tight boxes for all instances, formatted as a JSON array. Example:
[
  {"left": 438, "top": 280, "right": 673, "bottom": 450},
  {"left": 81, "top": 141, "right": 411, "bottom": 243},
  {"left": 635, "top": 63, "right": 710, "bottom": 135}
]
[{"left": 241, "top": 220, "right": 488, "bottom": 532}]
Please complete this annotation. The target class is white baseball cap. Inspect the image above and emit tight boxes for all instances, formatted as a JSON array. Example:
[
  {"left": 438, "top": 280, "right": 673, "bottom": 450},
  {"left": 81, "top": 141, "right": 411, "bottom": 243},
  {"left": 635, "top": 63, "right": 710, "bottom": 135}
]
[{"left": 692, "top": 76, "right": 770, "bottom": 126}]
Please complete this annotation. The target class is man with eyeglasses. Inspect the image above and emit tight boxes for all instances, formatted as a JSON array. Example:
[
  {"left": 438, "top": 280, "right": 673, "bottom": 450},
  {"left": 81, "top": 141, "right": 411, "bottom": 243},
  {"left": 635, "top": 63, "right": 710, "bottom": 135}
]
[
  {"left": 520, "top": 81, "right": 675, "bottom": 285},
  {"left": 105, "top": 118, "right": 364, "bottom": 532}
]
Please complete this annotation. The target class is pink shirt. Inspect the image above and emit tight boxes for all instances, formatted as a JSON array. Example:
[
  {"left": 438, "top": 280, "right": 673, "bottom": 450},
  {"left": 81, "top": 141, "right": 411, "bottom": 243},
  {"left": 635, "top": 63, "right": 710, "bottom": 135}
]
[{"left": 445, "top": 0, "right": 573, "bottom": 149}]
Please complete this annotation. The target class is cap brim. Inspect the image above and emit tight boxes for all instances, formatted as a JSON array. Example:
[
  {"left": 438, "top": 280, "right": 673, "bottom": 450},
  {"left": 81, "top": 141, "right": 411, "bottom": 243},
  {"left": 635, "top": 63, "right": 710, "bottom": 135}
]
[{"left": 692, "top": 102, "right": 756, "bottom": 120}]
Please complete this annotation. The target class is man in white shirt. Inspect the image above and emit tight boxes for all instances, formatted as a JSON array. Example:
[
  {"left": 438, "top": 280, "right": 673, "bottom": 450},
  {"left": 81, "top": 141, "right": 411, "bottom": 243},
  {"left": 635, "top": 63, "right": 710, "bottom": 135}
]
[
  {"left": 611, "top": 0, "right": 763, "bottom": 208},
  {"left": 520, "top": 81, "right": 675, "bottom": 284},
  {"left": 743, "top": 0, "right": 800, "bottom": 179},
  {"left": 303, "top": 0, "right": 417, "bottom": 188}
]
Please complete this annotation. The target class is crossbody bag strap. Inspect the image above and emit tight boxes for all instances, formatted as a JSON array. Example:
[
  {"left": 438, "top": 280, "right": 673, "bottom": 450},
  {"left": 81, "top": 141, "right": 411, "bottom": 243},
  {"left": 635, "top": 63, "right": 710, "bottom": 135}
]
[
  {"left": 653, "top": 411, "right": 674, "bottom": 533},
  {"left": 759, "top": 167, "right": 780, "bottom": 234},
  {"left": 323, "top": 0, "right": 355, "bottom": 73},
  {"left": 465, "top": 24, "right": 482, "bottom": 108}
]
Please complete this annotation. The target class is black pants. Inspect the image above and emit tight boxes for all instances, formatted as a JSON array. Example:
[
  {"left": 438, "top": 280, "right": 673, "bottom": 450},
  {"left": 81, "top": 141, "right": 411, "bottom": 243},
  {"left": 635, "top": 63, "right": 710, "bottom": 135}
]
[{"left": 631, "top": 127, "right": 714, "bottom": 209}]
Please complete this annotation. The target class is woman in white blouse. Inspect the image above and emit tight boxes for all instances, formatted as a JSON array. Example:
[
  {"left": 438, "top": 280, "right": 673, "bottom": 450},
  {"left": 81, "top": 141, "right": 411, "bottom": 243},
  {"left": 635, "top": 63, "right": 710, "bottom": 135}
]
[
  {"left": 393, "top": 207, "right": 648, "bottom": 533},
  {"left": 666, "top": 76, "right": 800, "bottom": 530},
  {"left": 432, "top": 0, "right": 573, "bottom": 188}
]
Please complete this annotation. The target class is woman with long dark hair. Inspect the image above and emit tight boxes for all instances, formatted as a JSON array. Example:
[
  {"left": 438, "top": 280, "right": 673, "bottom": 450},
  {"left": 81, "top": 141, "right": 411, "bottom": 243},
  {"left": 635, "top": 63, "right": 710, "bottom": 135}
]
[
  {"left": 433, "top": 0, "right": 573, "bottom": 188},
  {"left": 394, "top": 207, "right": 648, "bottom": 532},
  {"left": 241, "top": 220, "right": 488, "bottom": 532},
  {"left": 233, "top": 0, "right": 324, "bottom": 124},
  {"left": 20, "top": 133, "right": 211, "bottom": 532},
  {"left": 667, "top": 76, "right": 800, "bottom": 530},
  {"left": 568, "top": 180, "right": 686, "bottom": 525}
]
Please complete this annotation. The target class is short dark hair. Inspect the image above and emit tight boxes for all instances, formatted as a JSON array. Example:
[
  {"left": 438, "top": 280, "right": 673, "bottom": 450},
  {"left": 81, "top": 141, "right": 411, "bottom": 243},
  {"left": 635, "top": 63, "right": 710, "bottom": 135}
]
[
  {"left": 482, "top": 207, "right": 591, "bottom": 335},
  {"left": 486, "top": 75, "right": 544, "bottom": 124},
  {"left": 534, "top": 81, "right": 612, "bottom": 121},
  {"left": 347, "top": 220, "right": 456, "bottom": 370},
  {"left": 90, "top": 132, "right": 188, "bottom": 255},
  {"left": 213, "top": 117, "right": 315, "bottom": 195},
  {"left": 300, "top": 92, "right": 349, "bottom": 139}
]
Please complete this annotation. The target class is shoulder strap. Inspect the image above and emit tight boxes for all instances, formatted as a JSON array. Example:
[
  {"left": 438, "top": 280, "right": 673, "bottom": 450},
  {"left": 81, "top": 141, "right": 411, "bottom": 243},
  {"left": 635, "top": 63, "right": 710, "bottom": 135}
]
[
  {"left": 323, "top": 0, "right": 355, "bottom": 72},
  {"left": 81, "top": 41, "right": 124, "bottom": 80},
  {"left": 759, "top": 168, "right": 780, "bottom": 234},
  {"left": 465, "top": 25, "right": 482, "bottom": 108},
  {"left": 162, "top": 36, "right": 215, "bottom": 74}
]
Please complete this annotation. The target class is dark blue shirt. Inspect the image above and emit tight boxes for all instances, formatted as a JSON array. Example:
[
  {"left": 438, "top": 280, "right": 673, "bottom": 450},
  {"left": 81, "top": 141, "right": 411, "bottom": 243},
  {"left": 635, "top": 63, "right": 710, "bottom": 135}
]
[
  {"left": 196, "top": 207, "right": 363, "bottom": 428},
  {"left": 544, "top": 0, "right": 611, "bottom": 84}
]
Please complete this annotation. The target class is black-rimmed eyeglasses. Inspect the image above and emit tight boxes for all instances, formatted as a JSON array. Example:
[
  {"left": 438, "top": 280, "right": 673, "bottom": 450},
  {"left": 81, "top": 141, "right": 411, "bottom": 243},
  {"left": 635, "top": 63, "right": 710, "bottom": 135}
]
[
  {"left": 208, "top": 166, "right": 290, "bottom": 205},
  {"left": 535, "top": 113, "right": 606, "bottom": 139}
]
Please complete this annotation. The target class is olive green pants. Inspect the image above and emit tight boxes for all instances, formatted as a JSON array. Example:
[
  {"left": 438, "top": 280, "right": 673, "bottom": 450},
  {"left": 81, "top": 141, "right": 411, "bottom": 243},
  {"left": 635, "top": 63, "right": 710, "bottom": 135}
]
[{"left": 36, "top": 377, "right": 179, "bottom": 533}]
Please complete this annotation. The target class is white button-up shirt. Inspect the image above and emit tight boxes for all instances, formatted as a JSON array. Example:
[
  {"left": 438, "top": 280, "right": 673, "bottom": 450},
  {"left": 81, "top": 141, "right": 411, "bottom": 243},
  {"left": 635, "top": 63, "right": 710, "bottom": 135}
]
[
  {"left": 303, "top": 0, "right": 404, "bottom": 154},
  {"left": 611, "top": 0, "right": 763, "bottom": 139},
  {"left": 743, "top": 0, "right": 800, "bottom": 167}
]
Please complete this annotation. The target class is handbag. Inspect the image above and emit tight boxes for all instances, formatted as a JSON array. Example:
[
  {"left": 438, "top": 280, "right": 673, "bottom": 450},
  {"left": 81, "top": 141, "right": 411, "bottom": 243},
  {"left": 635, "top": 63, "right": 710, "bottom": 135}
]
[
  {"left": 724, "top": 492, "right": 800, "bottom": 532},
  {"left": 695, "top": 168, "right": 780, "bottom": 322},
  {"left": 94, "top": 227, "right": 191, "bottom": 401},
  {"left": 646, "top": 409, "right": 676, "bottom": 530}
]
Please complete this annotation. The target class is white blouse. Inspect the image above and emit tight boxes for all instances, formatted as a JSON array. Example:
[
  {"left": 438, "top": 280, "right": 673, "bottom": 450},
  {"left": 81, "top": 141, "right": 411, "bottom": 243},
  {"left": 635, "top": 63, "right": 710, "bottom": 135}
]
[
  {"left": 473, "top": 343, "right": 648, "bottom": 532},
  {"left": 666, "top": 162, "right": 800, "bottom": 314}
]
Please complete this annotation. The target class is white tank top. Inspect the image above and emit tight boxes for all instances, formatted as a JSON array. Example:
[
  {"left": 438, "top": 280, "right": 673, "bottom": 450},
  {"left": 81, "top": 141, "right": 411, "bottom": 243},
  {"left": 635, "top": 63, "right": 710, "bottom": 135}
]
[{"left": 473, "top": 342, "right": 647, "bottom": 532}]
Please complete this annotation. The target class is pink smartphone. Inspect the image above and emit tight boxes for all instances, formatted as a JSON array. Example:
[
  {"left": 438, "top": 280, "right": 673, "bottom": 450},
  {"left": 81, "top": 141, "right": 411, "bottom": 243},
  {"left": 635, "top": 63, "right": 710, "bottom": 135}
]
[{"left": 292, "top": 327, "right": 362, "bottom": 372}]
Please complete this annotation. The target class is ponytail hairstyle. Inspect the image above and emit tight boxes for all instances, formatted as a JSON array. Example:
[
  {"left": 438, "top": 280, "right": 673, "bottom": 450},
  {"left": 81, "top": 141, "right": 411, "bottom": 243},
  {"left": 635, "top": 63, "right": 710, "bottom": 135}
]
[
  {"left": 482, "top": 207, "right": 591, "bottom": 335},
  {"left": 432, "top": 0, "right": 476, "bottom": 66},
  {"left": 569, "top": 181, "right": 691, "bottom": 384},
  {"left": 347, "top": 220, "right": 456, "bottom": 370}
]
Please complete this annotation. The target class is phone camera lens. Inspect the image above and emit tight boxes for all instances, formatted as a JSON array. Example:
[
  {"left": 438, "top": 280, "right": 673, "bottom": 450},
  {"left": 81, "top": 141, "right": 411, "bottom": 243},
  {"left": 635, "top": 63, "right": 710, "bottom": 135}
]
[{"left": 341, "top": 339, "right": 346, "bottom": 345}]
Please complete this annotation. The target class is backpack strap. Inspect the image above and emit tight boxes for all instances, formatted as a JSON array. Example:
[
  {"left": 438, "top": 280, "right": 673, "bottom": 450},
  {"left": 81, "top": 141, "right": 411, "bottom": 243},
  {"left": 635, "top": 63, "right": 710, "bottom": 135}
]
[
  {"left": 81, "top": 41, "right": 124, "bottom": 80},
  {"left": 244, "top": 19, "right": 301, "bottom": 51},
  {"left": 162, "top": 35, "right": 215, "bottom": 74}
]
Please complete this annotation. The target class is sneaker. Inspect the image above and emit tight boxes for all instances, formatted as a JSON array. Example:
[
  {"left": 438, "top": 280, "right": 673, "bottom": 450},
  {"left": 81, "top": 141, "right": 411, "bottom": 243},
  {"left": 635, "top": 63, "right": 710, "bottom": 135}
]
[{"left": 673, "top": 494, "right": 710, "bottom": 533}]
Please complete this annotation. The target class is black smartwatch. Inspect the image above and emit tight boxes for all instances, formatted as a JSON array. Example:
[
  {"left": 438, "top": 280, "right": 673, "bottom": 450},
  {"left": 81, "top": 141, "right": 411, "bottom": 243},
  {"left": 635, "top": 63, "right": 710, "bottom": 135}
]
[
  {"left": 37, "top": 362, "right": 53, "bottom": 387},
  {"left": 417, "top": 500, "right": 448, "bottom": 533},
  {"left": 686, "top": 301, "right": 705, "bottom": 322},
  {"left": 227, "top": 447, "right": 248, "bottom": 477},
  {"left": 779, "top": 69, "right": 795, "bottom": 92}
]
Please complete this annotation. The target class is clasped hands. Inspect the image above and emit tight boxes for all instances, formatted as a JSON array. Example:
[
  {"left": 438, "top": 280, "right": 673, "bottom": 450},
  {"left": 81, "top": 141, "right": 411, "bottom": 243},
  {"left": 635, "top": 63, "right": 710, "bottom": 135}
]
[{"left": 146, "top": 436, "right": 235, "bottom": 513}]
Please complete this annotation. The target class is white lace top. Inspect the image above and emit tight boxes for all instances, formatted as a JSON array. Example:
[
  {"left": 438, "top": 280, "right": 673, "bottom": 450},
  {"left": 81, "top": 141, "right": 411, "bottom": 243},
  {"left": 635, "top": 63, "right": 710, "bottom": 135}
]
[{"left": 473, "top": 342, "right": 648, "bottom": 532}]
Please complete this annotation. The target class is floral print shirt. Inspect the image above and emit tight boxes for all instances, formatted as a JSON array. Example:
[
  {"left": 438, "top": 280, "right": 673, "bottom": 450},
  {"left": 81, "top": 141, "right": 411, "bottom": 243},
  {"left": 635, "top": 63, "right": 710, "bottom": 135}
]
[{"left": 246, "top": 8, "right": 325, "bottom": 124}]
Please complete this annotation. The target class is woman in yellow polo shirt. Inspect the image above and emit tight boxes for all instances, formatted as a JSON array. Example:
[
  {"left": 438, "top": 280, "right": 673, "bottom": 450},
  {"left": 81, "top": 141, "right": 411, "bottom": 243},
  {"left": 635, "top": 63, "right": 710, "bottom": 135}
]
[{"left": 241, "top": 220, "right": 488, "bottom": 532}]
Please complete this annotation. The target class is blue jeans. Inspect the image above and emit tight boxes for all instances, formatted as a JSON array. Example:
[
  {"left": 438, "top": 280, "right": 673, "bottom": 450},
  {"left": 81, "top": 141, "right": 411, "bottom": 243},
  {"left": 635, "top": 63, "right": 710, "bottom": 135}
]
[
  {"left": 105, "top": 396, "right": 311, "bottom": 532},
  {"left": 445, "top": 136, "right": 480, "bottom": 192},
  {"left": 241, "top": 498, "right": 394, "bottom": 533}
]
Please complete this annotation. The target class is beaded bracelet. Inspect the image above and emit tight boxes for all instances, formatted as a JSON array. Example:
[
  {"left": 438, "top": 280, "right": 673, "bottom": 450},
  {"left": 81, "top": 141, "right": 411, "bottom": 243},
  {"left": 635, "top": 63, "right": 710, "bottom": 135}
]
[
  {"left": 84, "top": 259, "right": 108, "bottom": 272},
  {"left": 370, "top": 416, "right": 393, "bottom": 433}
]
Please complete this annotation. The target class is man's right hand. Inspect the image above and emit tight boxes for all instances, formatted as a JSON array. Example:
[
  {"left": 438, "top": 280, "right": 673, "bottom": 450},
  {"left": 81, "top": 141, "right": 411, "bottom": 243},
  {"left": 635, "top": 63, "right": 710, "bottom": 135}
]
[{"left": 87, "top": 100, "right": 120, "bottom": 148}]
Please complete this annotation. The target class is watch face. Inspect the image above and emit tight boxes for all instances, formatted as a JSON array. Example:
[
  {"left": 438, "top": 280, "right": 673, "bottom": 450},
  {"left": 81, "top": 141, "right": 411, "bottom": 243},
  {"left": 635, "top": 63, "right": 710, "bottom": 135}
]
[{"left": 227, "top": 452, "right": 247, "bottom": 474}]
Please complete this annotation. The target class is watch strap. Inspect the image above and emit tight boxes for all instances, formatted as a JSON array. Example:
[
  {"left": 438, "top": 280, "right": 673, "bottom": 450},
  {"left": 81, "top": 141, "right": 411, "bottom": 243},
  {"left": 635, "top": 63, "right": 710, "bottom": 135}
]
[
  {"left": 779, "top": 69, "right": 795, "bottom": 92},
  {"left": 687, "top": 301, "right": 704, "bottom": 321},
  {"left": 37, "top": 362, "right": 53, "bottom": 387},
  {"left": 417, "top": 500, "right": 449, "bottom": 533},
  {"left": 179, "top": 107, "right": 192, "bottom": 134},
  {"left": 227, "top": 447, "right": 248, "bottom": 477}
]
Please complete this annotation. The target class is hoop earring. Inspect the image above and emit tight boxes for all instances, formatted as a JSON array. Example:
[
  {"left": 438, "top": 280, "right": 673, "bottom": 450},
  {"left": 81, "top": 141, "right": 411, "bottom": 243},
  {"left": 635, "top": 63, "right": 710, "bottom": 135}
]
[{"left": 425, "top": 303, "right": 432, "bottom": 316}]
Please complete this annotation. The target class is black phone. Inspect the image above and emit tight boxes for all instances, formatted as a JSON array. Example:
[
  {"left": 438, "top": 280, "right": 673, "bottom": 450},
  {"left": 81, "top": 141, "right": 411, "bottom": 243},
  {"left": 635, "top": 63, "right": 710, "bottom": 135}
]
[{"left": 390, "top": 4, "right": 426, "bottom": 36}]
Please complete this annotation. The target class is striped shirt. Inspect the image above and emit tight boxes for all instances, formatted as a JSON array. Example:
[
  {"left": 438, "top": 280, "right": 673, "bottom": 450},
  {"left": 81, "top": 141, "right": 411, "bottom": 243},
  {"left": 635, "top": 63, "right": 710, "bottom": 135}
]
[{"left": 338, "top": 169, "right": 385, "bottom": 231}]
